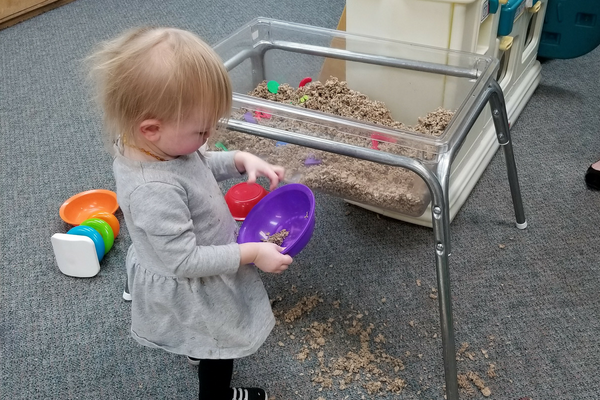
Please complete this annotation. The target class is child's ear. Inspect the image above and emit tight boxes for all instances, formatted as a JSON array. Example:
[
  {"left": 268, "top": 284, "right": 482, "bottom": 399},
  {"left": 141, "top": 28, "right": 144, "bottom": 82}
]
[{"left": 139, "top": 119, "right": 162, "bottom": 142}]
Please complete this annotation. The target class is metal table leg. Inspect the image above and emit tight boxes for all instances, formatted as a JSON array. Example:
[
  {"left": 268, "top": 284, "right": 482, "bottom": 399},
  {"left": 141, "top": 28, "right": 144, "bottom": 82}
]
[
  {"left": 488, "top": 80, "right": 528, "bottom": 229},
  {"left": 422, "top": 170, "right": 459, "bottom": 400}
]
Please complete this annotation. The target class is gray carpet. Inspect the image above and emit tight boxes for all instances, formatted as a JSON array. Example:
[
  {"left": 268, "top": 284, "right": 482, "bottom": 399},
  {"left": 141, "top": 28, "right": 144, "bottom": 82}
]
[{"left": 2, "top": 1, "right": 600, "bottom": 399}]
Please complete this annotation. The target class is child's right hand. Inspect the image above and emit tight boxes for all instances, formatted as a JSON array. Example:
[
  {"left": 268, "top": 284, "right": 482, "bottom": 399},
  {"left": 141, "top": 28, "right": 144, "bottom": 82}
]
[{"left": 239, "top": 242, "right": 293, "bottom": 274}]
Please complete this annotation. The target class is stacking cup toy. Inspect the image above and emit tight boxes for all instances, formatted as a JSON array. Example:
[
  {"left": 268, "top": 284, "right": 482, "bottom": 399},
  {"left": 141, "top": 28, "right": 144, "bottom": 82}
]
[
  {"left": 67, "top": 225, "right": 105, "bottom": 261},
  {"left": 80, "top": 218, "right": 114, "bottom": 254},
  {"left": 88, "top": 211, "right": 120, "bottom": 238},
  {"left": 59, "top": 189, "right": 118, "bottom": 225}
]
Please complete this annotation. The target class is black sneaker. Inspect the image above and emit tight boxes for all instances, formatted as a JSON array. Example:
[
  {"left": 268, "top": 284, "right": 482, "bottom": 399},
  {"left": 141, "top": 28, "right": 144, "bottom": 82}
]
[
  {"left": 230, "top": 387, "right": 268, "bottom": 400},
  {"left": 585, "top": 164, "right": 600, "bottom": 190}
]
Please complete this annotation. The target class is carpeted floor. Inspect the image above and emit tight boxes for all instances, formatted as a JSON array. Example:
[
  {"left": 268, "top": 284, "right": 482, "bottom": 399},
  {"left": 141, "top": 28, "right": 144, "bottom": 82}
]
[{"left": 2, "top": 1, "right": 600, "bottom": 399}]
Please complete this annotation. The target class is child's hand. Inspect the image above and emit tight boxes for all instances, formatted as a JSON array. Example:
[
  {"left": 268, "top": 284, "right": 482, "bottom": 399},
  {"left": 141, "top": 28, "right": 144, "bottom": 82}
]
[
  {"left": 234, "top": 151, "right": 285, "bottom": 191},
  {"left": 239, "top": 242, "right": 293, "bottom": 274}
]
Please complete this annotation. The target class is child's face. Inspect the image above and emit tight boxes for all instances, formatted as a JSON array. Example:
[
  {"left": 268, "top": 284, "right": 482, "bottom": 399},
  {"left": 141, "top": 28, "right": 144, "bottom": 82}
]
[{"left": 157, "top": 113, "right": 212, "bottom": 157}]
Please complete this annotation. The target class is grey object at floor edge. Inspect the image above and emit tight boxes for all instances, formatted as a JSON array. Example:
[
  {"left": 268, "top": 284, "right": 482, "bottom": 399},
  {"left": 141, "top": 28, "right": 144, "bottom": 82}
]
[{"left": 219, "top": 18, "right": 527, "bottom": 400}]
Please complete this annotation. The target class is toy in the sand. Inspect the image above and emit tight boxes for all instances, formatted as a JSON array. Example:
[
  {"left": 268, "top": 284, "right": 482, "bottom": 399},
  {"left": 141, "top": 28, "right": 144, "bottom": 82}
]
[
  {"left": 243, "top": 112, "right": 257, "bottom": 123},
  {"left": 254, "top": 111, "right": 271, "bottom": 120},
  {"left": 370, "top": 133, "right": 398, "bottom": 151},
  {"left": 215, "top": 142, "right": 229, "bottom": 151},
  {"left": 237, "top": 184, "right": 315, "bottom": 257},
  {"left": 298, "top": 77, "right": 312, "bottom": 87},
  {"left": 267, "top": 80, "right": 280, "bottom": 93},
  {"left": 304, "top": 154, "right": 322, "bottom": 166}
]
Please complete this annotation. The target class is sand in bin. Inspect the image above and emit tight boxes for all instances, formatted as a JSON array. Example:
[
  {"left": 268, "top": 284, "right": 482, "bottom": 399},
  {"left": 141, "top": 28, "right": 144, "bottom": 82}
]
[
  {"left": 212, "top": 78, "right": 454, "bottom": 217},
  {"left": 262, "top": 229, "right": 290, "bottom": 246}
]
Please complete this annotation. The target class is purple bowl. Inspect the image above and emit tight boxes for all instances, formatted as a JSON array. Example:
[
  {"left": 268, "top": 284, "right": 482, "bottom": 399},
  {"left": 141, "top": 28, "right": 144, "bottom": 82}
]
[{"left": 237, "top": 184, "right": 315, "bottom": 257}]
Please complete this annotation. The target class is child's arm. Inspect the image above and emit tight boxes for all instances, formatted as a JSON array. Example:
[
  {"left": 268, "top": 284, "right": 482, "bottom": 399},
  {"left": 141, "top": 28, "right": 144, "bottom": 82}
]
[
  {"left": 130, "top": 182, "right": 292, "bottom": 277},
  {"left": 204, "top": 150, "right": 242, "bottom": 182},
  {"left": 239, "top": 242, "right": 292, "bottom": 274},
  {"left": 233, "top": 151, "right": 285, "bottom": 191},
  {"left": 205, "top": 150, "right": 284, "bottom": 190},
  {"left": 129, "top": 182, "right": 240, "bottom": 278}
]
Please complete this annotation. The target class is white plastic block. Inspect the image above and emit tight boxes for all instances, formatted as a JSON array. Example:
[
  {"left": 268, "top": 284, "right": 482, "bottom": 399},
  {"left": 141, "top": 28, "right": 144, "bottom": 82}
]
[{"left": 51, "top": 233, "right": 101, "bottom": 278}]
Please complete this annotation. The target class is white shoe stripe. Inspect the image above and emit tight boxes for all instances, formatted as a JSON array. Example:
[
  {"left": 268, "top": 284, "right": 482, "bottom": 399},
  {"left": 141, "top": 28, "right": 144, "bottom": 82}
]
[{"left": 232, "top": 387, "right": 256, "bottom": 400}]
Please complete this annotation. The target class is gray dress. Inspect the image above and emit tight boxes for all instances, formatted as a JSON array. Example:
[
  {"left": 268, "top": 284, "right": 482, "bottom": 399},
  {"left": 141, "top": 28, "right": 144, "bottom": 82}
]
[{"left": 113, "top": 148, "right": 275, "bottom": 359}]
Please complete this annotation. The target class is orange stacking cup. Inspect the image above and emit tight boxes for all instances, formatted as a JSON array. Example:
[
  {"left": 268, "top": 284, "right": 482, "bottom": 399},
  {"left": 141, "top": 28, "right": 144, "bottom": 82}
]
[
  {"left": 59, "top": 189, "right": 118, "bottom": 225},
  {"left": 88, "top": 211, "right": 120, "bottom": 238}
]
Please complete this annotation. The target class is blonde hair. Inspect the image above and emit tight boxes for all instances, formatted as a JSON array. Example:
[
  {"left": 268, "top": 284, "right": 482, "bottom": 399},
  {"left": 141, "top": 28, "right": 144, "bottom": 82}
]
[{"left": 87, "top": 27, "right": 232, "bottom": 152}]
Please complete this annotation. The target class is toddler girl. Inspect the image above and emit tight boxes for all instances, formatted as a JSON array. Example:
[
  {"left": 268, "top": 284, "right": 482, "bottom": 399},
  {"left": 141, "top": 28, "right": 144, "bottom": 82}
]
[{"left": 87, "top": 26, "right": 292, "bottom": 400}]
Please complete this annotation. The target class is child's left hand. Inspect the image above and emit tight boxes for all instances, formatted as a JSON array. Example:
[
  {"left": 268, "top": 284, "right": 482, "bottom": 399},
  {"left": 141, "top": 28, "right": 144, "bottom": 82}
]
[{"left": 234, "top": 151, "right": 285, "bottom": 191}]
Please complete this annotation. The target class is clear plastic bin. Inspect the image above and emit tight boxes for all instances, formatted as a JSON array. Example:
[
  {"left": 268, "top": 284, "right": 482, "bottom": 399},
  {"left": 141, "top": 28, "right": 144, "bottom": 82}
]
[{"left": 212, "top": 18, "right": 497, "bottom": 218}]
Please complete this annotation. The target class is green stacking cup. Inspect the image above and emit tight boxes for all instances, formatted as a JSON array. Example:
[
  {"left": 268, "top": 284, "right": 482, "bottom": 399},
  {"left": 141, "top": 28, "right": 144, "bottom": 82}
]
[{"left": 80, "top": 218, "right": 114, "bottom": 254}]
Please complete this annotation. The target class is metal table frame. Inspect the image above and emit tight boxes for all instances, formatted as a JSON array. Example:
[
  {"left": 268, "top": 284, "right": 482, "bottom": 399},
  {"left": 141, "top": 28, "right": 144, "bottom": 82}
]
[{"left": 223, "top": 36, "right": 527, "bottom": 400}]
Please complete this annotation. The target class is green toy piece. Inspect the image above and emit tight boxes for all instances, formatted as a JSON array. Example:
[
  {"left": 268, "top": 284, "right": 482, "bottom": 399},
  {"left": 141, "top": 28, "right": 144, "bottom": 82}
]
[
  {"left": 267, "top": 80, "right": 280, "bottom": 94},
  {"left": 215, "top": 142, "right": 228, "bottom": 151},
  {"left": 80, "top": 218, "right": 114, "bottom": 254},
  {"left": 299, "top": 95, "right": 310, "bottom": 103}
]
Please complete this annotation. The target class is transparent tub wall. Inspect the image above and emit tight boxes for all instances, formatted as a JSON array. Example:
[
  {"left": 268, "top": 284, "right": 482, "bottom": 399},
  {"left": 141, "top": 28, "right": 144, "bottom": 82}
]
[
  {"left": 213, "top": 19, "right": 495, "bottom": 217},
  {"left": 344, "top": 40, "right": 486, "bottom": 126},
  {"left": 214, "top": 101, "right": 437, "bottom": 217}
]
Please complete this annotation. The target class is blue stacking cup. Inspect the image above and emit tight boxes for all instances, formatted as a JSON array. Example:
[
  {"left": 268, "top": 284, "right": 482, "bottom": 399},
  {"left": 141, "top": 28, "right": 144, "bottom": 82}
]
[{"left": 67, "top": 225, "right": 105, "bottom": 261}]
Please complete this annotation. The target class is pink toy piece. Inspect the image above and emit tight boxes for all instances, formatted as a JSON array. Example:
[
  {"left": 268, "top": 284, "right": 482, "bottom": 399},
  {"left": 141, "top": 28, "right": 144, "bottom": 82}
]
[
  {"left": 370, "top": 132, "right": 397, "bottom": 150},
  {"left": 255, "top": 111, "right": 272, "bottom": 119},
  {"left": 299, "top": 77, "right": 312, "bottom": 87}
]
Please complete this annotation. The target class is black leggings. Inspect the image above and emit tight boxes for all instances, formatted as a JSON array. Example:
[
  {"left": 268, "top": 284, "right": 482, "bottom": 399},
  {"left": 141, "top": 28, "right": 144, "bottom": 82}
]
[{"left": 198, "top": 358, "right": 234, "bottom": 400}]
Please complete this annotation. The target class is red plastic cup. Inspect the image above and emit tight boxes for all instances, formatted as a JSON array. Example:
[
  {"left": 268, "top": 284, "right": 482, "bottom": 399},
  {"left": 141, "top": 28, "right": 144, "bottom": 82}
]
[{"left": 225, "top": 182, "right": 269, "bottom": 221}]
